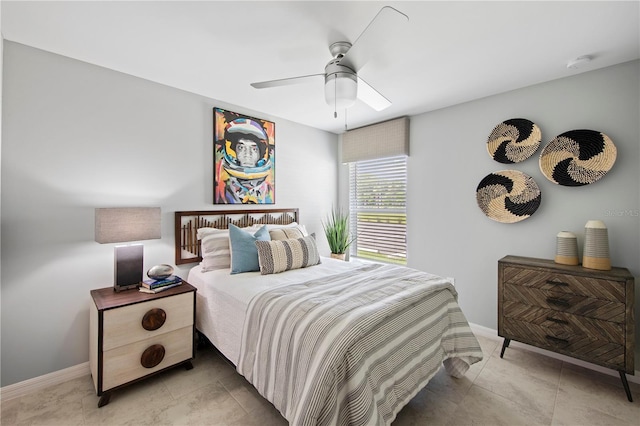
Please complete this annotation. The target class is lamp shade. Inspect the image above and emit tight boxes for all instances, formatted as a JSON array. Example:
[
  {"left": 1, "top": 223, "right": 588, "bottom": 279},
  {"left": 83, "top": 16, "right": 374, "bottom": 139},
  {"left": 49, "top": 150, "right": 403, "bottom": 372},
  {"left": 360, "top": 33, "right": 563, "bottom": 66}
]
[
  {"left": 325, "top": 73, "right": 357, "bottom": 110},
  {"left": 95, "top": 207, "right": 161, "bottom": 244}
]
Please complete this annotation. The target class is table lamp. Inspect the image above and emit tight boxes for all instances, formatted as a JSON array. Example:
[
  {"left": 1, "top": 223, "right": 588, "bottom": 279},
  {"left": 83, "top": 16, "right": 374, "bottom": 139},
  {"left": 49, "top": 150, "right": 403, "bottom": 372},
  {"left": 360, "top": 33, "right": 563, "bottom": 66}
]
[{"left": 95, "top": 207, "right": 161, "bottom": 291}]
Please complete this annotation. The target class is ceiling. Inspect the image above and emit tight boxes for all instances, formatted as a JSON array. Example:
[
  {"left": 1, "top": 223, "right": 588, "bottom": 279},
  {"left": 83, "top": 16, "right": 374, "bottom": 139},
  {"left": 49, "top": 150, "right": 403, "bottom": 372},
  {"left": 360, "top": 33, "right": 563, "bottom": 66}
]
[{"left": 2, "top": 1, "right": 639, "bottom": 134}]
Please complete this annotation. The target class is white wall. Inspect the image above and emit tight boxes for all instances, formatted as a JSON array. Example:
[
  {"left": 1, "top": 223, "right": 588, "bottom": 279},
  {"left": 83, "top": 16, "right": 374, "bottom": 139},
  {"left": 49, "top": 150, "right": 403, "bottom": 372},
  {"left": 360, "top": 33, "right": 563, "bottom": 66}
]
[
  {"left": 0, "top": 41, "right": 338, "bottom": 387},
  {"left": 405, "top": 61, "right": 640, "bottom": 365}
]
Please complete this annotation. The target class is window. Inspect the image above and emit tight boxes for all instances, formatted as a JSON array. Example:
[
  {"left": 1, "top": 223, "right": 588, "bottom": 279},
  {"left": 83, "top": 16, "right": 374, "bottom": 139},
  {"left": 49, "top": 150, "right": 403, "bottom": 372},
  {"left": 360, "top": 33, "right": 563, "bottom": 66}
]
[{"left": 348, "top": 155, "right": 407, "bottom": 264}]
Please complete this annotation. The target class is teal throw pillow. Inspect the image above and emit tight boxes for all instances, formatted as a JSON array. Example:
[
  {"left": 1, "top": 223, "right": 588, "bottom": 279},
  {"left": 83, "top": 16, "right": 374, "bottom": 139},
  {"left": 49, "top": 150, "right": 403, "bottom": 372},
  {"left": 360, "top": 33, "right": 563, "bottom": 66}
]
[{"left": 229, "top": 224, "right": 270, "bottom": 274}]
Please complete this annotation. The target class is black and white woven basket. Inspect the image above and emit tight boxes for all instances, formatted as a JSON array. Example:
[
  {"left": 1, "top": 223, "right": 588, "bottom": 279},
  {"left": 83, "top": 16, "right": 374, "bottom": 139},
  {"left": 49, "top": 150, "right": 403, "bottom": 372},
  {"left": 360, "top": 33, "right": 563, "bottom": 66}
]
[
  {"left": 486, "top": 118, "right": 541, "bottom": 164},
  {"left": 539, "top": 129, "right": 616, "bottom": 186},
  {"left": 476, "top": 170, "right": 542, "bottom": 223}
]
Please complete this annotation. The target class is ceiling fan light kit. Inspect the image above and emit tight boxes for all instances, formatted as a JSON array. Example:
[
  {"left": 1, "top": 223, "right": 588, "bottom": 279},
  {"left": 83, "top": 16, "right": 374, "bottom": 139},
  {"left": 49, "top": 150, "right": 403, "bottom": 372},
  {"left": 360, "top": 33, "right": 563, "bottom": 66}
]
[
  {"left": 324, "top": 57, "right": 358, "bottom": 110},
  {"left": 250, "top": 6, "right": 408, "bottom": 116}
]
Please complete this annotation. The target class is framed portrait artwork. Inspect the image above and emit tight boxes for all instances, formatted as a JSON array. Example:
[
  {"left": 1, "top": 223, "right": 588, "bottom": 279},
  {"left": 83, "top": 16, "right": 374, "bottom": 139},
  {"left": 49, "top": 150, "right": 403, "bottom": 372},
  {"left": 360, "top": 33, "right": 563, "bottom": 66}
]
[{"left": 213, "top": 108, "right": 275, "bottom": 204}]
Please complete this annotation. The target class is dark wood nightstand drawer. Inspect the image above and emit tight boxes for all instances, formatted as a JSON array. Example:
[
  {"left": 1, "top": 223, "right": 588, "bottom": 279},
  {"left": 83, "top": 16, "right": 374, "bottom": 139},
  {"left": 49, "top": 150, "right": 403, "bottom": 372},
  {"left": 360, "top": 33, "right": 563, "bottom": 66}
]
[
  {"left": 502, "top": 266, "right": 625, "bottom": 303},
  {"left": 503, "top": 282, "right": 626, "bottom": 322},
  {"left": 502, "top": 316, "right": 625, "bottom": 370},
  {"left": 503, "top": 300, "right": 624, "bottom": 344}
]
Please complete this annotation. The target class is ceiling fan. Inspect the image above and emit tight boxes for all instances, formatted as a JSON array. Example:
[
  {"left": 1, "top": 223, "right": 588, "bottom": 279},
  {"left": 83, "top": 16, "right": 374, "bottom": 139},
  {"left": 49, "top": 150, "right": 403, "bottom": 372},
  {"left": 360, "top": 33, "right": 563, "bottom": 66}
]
[{"left": 250, "top": 6, "right": 409, "bottom": 116}]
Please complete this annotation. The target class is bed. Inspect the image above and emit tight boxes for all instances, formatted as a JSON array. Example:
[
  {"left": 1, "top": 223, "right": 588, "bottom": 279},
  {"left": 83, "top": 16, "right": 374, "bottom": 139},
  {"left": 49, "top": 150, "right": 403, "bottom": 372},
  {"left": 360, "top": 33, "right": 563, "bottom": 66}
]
[{"left": 175, "top": 208, "right": 483, "bottom": 425}]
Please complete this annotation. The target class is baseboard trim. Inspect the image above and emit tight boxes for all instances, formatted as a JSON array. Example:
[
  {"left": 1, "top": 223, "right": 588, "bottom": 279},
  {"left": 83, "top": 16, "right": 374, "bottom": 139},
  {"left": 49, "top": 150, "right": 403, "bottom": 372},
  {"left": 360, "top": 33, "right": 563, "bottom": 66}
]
[
  {"left": 1, "top": 324, "right": 637, "bottom": 401},
  {"left": 0, "top": 362, "right": 90, "bottom": 402},
  {"left": 468, "top": 323, "right": 640, "bottom": 385}
]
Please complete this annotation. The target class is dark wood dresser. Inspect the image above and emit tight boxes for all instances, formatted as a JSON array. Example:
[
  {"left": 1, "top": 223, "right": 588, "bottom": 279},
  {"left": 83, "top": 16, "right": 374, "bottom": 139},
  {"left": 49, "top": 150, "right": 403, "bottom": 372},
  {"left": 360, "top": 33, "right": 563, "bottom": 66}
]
[{"left": 497, "top": 255, "right": 635, "bottom": 401}]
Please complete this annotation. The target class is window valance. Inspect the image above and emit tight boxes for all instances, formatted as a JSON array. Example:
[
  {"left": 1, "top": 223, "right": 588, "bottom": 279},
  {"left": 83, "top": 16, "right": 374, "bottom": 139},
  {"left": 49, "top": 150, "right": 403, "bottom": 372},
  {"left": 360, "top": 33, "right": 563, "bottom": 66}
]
[{"left": 341, "top": 116, "right": 409, "bottom": 163}]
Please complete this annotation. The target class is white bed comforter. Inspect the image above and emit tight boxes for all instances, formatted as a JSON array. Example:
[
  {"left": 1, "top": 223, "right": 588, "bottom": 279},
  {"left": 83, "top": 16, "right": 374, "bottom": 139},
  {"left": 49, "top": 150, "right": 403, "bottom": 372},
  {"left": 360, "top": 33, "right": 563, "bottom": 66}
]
[
  {"left": 188, "top": 256, "right": 363, "bottom": 364},
  {"left": 235, "top": 262, "right": 483, "bottom": 426}
]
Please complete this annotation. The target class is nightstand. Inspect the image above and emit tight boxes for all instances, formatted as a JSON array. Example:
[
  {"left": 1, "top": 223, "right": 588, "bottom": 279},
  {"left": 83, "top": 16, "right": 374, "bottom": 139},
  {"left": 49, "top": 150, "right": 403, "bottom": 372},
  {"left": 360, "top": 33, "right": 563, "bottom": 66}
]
[{"left": 89, "top": 282, "right": 197, "bottom": 407}]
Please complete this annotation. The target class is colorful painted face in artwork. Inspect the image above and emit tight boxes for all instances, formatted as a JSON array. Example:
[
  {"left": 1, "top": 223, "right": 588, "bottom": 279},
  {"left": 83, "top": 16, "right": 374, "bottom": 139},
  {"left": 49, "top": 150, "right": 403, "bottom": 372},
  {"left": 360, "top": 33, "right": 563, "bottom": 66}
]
[{"left": 214, "top": 109, "right": 275, "bottom": 204}]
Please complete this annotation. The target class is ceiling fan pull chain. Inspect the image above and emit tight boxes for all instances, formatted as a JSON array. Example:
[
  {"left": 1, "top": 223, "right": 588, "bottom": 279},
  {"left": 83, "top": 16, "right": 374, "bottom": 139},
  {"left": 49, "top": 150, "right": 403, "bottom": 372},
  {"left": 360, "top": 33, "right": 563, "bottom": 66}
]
[
  {"left": 334, "top": 74, "right": 338, "bottom": 118},
  {"left": 345, "top": 108, "right": 348, "bottom": 131}
]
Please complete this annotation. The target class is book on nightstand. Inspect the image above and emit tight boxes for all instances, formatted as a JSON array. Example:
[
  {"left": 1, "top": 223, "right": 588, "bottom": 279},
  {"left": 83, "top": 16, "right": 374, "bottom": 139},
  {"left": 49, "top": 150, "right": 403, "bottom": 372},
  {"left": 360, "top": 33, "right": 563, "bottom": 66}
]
[
  {"left": 138, "top": 281, "right": 182, "bottom": 294},
  {"left": 139, "top": 275, "right": 182, "bottom": 291}
]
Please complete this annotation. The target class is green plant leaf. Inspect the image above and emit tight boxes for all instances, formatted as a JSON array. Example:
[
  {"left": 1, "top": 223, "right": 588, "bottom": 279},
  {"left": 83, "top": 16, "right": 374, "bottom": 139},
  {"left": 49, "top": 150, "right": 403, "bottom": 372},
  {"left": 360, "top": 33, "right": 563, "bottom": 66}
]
[{"left": 322, "top": 207, "right": 355, "bottom": 254}]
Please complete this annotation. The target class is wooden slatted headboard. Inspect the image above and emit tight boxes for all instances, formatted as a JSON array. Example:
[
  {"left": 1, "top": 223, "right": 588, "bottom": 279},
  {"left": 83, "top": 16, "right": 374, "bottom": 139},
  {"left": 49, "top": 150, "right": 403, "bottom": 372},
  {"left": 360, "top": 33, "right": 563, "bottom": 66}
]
[{"left": 174, "top": 208, "right": 299, "bottom": 265}]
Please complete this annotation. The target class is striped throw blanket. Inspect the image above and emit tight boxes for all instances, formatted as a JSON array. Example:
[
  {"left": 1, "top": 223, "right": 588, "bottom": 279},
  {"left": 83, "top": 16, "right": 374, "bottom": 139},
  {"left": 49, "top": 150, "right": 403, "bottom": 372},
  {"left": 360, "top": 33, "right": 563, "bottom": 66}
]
[{"left": 237, "top": 263, "right": 482, "bottom": 426}]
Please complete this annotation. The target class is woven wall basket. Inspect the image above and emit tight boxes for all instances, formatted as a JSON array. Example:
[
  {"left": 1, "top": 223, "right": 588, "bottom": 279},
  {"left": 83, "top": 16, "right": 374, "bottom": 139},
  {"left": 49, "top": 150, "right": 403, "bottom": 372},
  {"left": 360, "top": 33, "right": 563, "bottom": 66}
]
[
  {"left": 486, "top": 118, "right": 541, "bottom": 164},
  {"left": 539, "top": 129, "right": 616, "bottom": 186},
  {"left": 476, "top": 170, "right": 542, "bottom": 223}
]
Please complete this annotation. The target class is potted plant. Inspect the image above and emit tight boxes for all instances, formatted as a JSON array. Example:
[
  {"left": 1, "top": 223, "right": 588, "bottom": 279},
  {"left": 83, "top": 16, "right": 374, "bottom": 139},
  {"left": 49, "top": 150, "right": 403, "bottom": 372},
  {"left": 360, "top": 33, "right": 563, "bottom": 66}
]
[{"left": 322, "top": 207, "right": 355, "bottom": 260}]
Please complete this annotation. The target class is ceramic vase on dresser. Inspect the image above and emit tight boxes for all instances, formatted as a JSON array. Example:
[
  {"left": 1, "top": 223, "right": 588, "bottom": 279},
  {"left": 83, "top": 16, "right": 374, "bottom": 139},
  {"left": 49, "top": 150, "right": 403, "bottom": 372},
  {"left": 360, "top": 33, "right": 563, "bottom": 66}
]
[{"left": 583, "top": 220, "right": 611, "bottom": 270}]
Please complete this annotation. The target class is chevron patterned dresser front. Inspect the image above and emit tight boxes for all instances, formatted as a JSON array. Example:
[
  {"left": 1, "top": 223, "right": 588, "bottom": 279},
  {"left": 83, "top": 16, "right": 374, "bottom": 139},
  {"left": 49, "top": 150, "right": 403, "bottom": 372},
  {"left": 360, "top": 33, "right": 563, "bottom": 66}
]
[{"left": 497, "top": 255, "right": 635, "bottom": 401}]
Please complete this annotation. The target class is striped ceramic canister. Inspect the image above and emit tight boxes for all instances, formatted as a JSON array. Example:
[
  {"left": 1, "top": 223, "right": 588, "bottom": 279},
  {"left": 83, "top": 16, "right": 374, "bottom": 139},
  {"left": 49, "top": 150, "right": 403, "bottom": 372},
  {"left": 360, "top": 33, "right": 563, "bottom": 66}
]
[
  {"left": 555, "top": 231, "right": 579, "bottom": 265},
  {"left": 582, "top": 220, "right": 611, "bottom": 270}
]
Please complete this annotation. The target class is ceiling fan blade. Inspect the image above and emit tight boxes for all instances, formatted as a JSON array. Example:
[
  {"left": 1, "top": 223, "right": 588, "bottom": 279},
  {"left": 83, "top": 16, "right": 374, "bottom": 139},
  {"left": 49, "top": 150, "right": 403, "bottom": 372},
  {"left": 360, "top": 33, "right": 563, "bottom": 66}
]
[
  {"left": 251, "top": 74, "right": 324, "bottom": 89},
  {"left": 340, "top": 6, "right": 409, "bottom": 71},
  {"left": 357, "top": 76, "right": 391, "bottom": 111}
]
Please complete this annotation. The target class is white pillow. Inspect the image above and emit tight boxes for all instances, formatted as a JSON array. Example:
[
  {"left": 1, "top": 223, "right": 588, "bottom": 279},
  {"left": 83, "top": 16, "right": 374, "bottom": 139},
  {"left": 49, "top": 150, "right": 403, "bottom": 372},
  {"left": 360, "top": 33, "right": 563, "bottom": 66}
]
[
  {"left": 199, "top": 229, "right": 231, "bottom": 272},
  {"left": 197, "top": 227, "right": 218, "bottom": 240},
  {"left": 269, "top": 227, "right": 305, "bottom": 241},
  {"left": 264, "top": 222, "right": 308, "bottom": 236}
]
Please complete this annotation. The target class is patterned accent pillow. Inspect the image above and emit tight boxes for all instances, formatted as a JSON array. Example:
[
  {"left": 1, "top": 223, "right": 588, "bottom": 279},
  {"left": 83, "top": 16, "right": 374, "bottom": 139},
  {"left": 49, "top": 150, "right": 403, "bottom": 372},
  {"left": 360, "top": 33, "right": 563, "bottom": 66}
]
[
  {"left": 269, "top": 227, "right": 305, "bottom": 241},
  {"left": 255, "top": 235, "right": 321, "bottom": 275}
]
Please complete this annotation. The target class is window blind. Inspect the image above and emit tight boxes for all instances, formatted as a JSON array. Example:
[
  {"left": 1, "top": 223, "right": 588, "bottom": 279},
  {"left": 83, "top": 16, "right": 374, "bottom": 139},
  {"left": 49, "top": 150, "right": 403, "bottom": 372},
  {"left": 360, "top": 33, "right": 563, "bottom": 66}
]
[
  {"left": 349, "top": 156, "right": 407, "bottom": 264},
  {"left": 342, "top": 117, "right": 409, "bottom": 163}
]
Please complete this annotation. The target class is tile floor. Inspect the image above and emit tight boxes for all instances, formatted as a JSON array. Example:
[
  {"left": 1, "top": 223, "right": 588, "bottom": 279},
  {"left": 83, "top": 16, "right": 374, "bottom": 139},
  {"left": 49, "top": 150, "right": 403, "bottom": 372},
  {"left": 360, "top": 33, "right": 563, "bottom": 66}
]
[{"left": 1, "top": 334, "right": 638, "bottom": 425}]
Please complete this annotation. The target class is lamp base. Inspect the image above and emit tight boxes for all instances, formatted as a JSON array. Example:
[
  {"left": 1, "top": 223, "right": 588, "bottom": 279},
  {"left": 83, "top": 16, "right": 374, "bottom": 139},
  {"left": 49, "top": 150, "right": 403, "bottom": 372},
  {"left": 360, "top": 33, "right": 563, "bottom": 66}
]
[{"left": 114, "top": 244, "right": 144, "bottom": 292}]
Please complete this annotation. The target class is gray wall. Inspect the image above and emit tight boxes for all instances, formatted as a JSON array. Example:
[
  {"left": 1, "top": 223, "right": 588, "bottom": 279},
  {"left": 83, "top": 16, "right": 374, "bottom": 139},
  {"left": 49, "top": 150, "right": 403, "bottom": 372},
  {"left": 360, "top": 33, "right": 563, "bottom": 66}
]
[
  {"left": 405, "top": 60, "right": 640, "bottom": 365},
  {"left": 0, "top": 41, "right": 338, "bottom": 387}
]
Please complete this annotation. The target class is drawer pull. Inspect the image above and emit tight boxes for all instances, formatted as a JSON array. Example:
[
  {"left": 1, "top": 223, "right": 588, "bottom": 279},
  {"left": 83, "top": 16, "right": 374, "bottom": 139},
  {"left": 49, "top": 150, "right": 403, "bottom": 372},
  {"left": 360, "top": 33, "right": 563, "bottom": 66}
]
[
  {"left": 141, "top": 344, "right": 165, "bottom": 368},
  {"left": 142, "top": 308, "right": 167, "bottom": 331},
  {"left": 546, "top": 280, "right": 569, "bottom": 287},
  {"left": 545, "top": 335, "right": 569, "bottom": 345},
  {"left": 546, "top": 297, "right": 571, "bottom": 308},
  {"left": 546, "top": 316, "right": 569, "bottom": 325}
]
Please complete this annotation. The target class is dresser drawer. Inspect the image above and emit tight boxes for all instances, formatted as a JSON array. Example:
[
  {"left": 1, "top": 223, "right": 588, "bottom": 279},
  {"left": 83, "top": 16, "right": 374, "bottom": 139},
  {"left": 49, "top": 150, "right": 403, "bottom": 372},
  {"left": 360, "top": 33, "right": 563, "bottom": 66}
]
[
  {"left": 503, "top": 301, "right": 624, "bottom": 344},
  {"left": 102, "top": 326, "right": 193, "bottom": 391},
  {"left": 502, "top": 316, "right": 625, "bottom": 370},
  {"left": 103, "top": 292, "right": 194, "bottom": 351},
  {"left": 502, "top": 266, "right": 625, "bottom": 303},
  {"left": 503, "top": 282, "right": 625, "bottom": 322}
]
